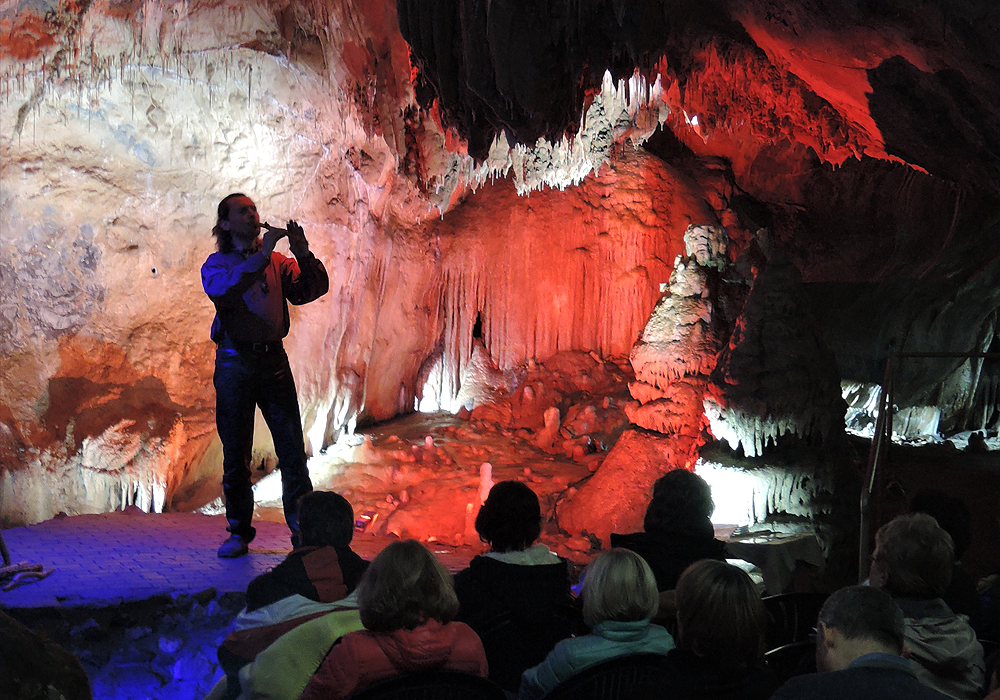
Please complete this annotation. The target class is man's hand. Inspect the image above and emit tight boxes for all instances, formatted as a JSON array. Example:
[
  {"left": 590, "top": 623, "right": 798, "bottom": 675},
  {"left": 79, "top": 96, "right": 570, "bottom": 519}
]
[
  {"left": 286, "top": 220, "right": 310, "bottom": 258},
  {"left": 261, "top": 224, "right": 287, "bottom": 255}
]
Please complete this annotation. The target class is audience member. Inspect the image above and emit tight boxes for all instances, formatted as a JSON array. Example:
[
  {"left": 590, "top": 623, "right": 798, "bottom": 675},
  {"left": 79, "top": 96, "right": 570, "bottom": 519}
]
[
  {"left": 298, "top": 540, "right": 488, "bottom": 700},
  {"left": 870, "top": 513, "right": 985, "bottom": 699},
  {"left": 771, "top": 585, "right": 951, "bottom": 699},
  {"left": 216, "top": 491, "right": 369, "bottom": 698},
  {"left": 519, "top": 548, "right": 675, "bottom": 700},
  {"left": 610, "top": 470, "right": 727, "bottom": 591},
  {"left": 909, "top": 489, "right": 979, "bottom": 619},
  {"left": 223, "top": 608, "right": 365, "bottom": 700},
  {"left": 454, "top": 480, "right": 581, "bottom": 692},
  {"left": 245, "top": 491, "right": 369, "bottom": 612},
  {"left": 662, "top": 559, "right": 777, "bottom": 699}
]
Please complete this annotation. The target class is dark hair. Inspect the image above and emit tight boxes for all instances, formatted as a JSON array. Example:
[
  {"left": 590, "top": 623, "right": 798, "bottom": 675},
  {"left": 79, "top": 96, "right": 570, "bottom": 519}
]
[
  {"left": 475, "top": 481, "right": 542, "bottom": 553},
  {"left": 818, "top": 585, "right": 905, "bottom": 654},
  {"left": 675, "top": 559, "right": 767, "bottom": 670},
  {"left": 212, "top": 192, "right": 246, "bottom": 253},
  {"left": 909, "top": 489, "right": 972, "bottom": 560},
  {"left": 644, "top": 469, "right": 715, "bottom": 535},
  {"left": 874, "top": 513, "right": 954, "bottom": 599},
  {"left": 357, "top": 540, "right": 459, "bottom": 632},
  {"left": 298, "top": 491, "right": 355, "bottom": 548}
]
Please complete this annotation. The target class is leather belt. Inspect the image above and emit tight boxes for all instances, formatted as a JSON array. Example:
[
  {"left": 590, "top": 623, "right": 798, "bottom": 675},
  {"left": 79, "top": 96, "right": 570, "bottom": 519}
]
[{"left": 221, "top": 339, "right": 284, "bottom": 353}]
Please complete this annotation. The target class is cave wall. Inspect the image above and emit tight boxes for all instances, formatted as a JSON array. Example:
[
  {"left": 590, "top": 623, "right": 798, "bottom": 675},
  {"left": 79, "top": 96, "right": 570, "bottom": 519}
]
[
  {"left": 0, "top": 0, "right": 721, "bottom": 525},
  {"left": 1, "top": 0, "right": 997, "bottom": 525}
]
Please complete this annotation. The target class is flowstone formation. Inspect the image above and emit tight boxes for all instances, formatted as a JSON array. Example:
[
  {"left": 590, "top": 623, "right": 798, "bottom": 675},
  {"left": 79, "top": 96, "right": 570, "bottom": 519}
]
[
  {"left": 1, "top": 0, "right": 996, "bottom": 532},
  {"left": 626, "top": 224, "right": 729, "bottom": 453},
  {"left": 1, "top": 0, "right": 709, "bottom": 526},
  {"left": 558, "top": 224, "right": 736, "bottom": 541}
]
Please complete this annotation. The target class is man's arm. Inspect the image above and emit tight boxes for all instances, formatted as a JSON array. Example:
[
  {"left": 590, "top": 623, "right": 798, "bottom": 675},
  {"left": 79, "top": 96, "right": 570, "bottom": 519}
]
[
  {"left": 201, "top": 251, "right": 270, "bottom": 306},
  {"left": 280, "top": 220, "right": 330, "bottom": 305}
]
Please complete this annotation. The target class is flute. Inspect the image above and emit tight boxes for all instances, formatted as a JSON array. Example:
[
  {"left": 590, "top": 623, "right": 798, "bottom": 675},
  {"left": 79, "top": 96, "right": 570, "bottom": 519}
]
[{"left": 260, "top": 222, "right": 287, "bottom": 234}]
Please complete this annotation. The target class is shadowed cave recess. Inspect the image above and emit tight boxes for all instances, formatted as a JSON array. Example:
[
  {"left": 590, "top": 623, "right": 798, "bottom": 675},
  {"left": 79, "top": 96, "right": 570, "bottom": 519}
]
[{"left": 0, "top": 0, "right": 998, "bottom": 695}]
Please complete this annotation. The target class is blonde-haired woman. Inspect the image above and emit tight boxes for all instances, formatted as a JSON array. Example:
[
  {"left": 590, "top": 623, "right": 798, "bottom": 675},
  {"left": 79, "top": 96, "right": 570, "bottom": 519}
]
[
  {"left": 518, "top": 548, "right": 675, "bottom": 700},
  {"left": 298, "top": 540, "right": 488, "bottom": 700}
]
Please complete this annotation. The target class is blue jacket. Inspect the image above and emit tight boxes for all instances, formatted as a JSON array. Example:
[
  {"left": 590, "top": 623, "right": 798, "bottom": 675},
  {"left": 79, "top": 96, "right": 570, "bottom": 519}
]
[
  {"left": 771, "top": 652, "right": 953, "bottom": 700},
  {"left": 202, "top": 244, "right": 328, "bottom": 344},
  {"left": 518, "top": 619, "right": 675, "bottom": 700}
]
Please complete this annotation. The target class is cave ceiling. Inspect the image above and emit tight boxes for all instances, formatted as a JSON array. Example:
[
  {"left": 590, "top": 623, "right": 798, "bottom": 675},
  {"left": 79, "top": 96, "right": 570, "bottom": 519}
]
[{"left": 0, "top": 0, "right": 997, "bottom": 525}]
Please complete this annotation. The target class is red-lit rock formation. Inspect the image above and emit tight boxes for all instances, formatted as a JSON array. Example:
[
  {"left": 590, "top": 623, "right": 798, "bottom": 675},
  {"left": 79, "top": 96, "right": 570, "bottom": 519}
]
[{"left": 0, "top": 0, "right": 995, "bottom": 526}]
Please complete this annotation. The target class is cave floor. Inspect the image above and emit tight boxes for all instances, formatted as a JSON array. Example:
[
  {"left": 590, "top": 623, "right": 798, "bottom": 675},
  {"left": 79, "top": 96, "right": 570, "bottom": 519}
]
[
  {"left": 0, "top": 411, "right": 602, "bottom": 611},
  {"left": 2, "top": 413, "right": 996, "bottom": 612},
  {"left": 0, "top": 509, "right": 501, "bottom": 611}
]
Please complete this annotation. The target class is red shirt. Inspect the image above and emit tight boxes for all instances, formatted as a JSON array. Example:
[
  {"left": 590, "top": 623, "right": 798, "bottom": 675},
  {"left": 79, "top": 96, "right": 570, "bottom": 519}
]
[{"left": 201, "top": 243, "right": 328, "bottom": 344}]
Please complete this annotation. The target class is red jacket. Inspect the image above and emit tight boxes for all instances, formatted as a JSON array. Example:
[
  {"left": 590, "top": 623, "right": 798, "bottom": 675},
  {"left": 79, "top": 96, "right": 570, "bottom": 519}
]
[{"left": 298, "top": 620, "right": 487, "bottom": 700}]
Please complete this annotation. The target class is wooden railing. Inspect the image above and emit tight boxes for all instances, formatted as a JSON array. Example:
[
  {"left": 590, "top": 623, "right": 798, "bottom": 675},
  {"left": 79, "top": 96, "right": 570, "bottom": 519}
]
[{"left": 858, "top": 351, "right": 998, "bottom": 582}]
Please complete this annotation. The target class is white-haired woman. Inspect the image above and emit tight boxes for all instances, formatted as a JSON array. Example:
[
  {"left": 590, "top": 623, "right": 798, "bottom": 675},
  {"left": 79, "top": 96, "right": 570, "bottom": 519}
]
[{"left": 518, "top": 548, "right": 675, "bottom": 700}]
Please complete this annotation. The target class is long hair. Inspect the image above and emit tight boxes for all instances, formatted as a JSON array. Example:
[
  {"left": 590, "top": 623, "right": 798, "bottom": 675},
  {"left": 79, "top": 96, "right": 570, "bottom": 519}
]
[
  {"left": 675, "top": 559, "right": 767, "bottom": 670},
  {"left": 357, "top": 540, "right": 459, "bottom": 632},
  {"left": 212, "top": 192, "right": 246, "bottom": 253}
]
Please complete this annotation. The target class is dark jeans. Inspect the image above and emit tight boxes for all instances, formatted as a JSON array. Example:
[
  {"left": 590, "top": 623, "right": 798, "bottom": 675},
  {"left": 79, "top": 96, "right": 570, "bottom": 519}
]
[{"left": 214, "top": 344, "right": 312, "bottom": 540}]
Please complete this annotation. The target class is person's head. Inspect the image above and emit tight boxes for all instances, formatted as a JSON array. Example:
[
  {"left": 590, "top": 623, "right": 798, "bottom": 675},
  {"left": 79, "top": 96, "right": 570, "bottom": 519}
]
[
  {"left": 475, "top": 480, "right": 542, "bottom": 553},
  {"left": 909, "top": 489, "right": 972, "bottom": 561},
  {"left": 213, "top": 193, "right": 259, "bottom": 252},
  {"left": 870, "top": 513, "right": 954, "bottom": 599},
  {"left": 581, "top": 548, "right": 659, "bottom": 628},
  {"left": 814, "top": 585, "right": 905, "bottom": 672},
  {"left": 297, "top": 491, "right": 355, "bottom": 548},
  {"left": 643, "top": 469, "right": 715, "bottom": 535},
  {"left": 356, "top": 540, "right": 459, "bottom": 632},
  {"left": 675, "top": 559, "right": 767, "bottom": 670}
]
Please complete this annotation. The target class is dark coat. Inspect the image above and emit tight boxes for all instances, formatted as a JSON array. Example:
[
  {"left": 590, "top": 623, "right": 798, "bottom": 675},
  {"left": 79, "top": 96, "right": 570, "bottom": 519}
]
[
  {"left": 454, "top": 555, "right": 582, "bottom": 692},
  {"left": 245, "top": 545, "right": 368, "bottom": 613},
  {"left": 771, "top": 653, "right": 953, "bottom": 700},
  {"left": 661, "top": 648, "right": 778, "bottom": 700},
  {"left": 610, "top": 530, "right": 728, "bottom": 591}
]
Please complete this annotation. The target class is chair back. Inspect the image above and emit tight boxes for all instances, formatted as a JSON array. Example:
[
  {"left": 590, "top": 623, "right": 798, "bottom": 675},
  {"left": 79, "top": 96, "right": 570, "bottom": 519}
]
[
  {"left": 472, "top": 602, "right": 582, "bottom": 691},
  {"left": 540, "top": 653, "right": 671, "bottom": 700},
  {"left": 761, "top": 592, "right": 826, "bottom": 649},
  {"left": 344, "top": 670, "right": 506, "bottom": 700},
  {"left": 763, "top": 641, "right": 815, "bottom": 684}
]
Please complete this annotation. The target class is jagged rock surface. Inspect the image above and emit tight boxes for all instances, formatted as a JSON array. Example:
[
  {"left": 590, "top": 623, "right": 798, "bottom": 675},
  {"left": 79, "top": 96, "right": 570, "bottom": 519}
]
[
  {"left": 1, "top": 0, "right": 996, "bottom": 526},
  {"left": 704, "top": 252, "right": 847, "bottom": 458}
]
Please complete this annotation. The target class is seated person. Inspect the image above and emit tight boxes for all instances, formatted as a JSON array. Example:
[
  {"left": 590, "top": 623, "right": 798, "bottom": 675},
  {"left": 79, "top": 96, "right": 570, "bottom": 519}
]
[
  {"left": 610, "top": 470, "right": 727, "bottom": 591},
  {"left": 245, "top": 490, "right": 369, "bottom": 612},
  {"left": 454, "top": 480, "right": 581, "bottom": 692},
  {"left": 217, "top": 491, "right": 369, "bottom": 697},
  {"left": 663, "top": 559, "right": 776, "bottom": 699},
  {"left": 772, "top": 585, "right": 952, "bottom": 700},
  {"left": 519, "top": 548, "right": 675, "bottom": 700},
  {"left": 869, "top": 513, "right": 985, "bottom": 700},
  {"left": 909, "top": 489, "right": 980, "bottom": 620},
  {"left": 299, "top": 539, "right": 488, "bottom": 700}
]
